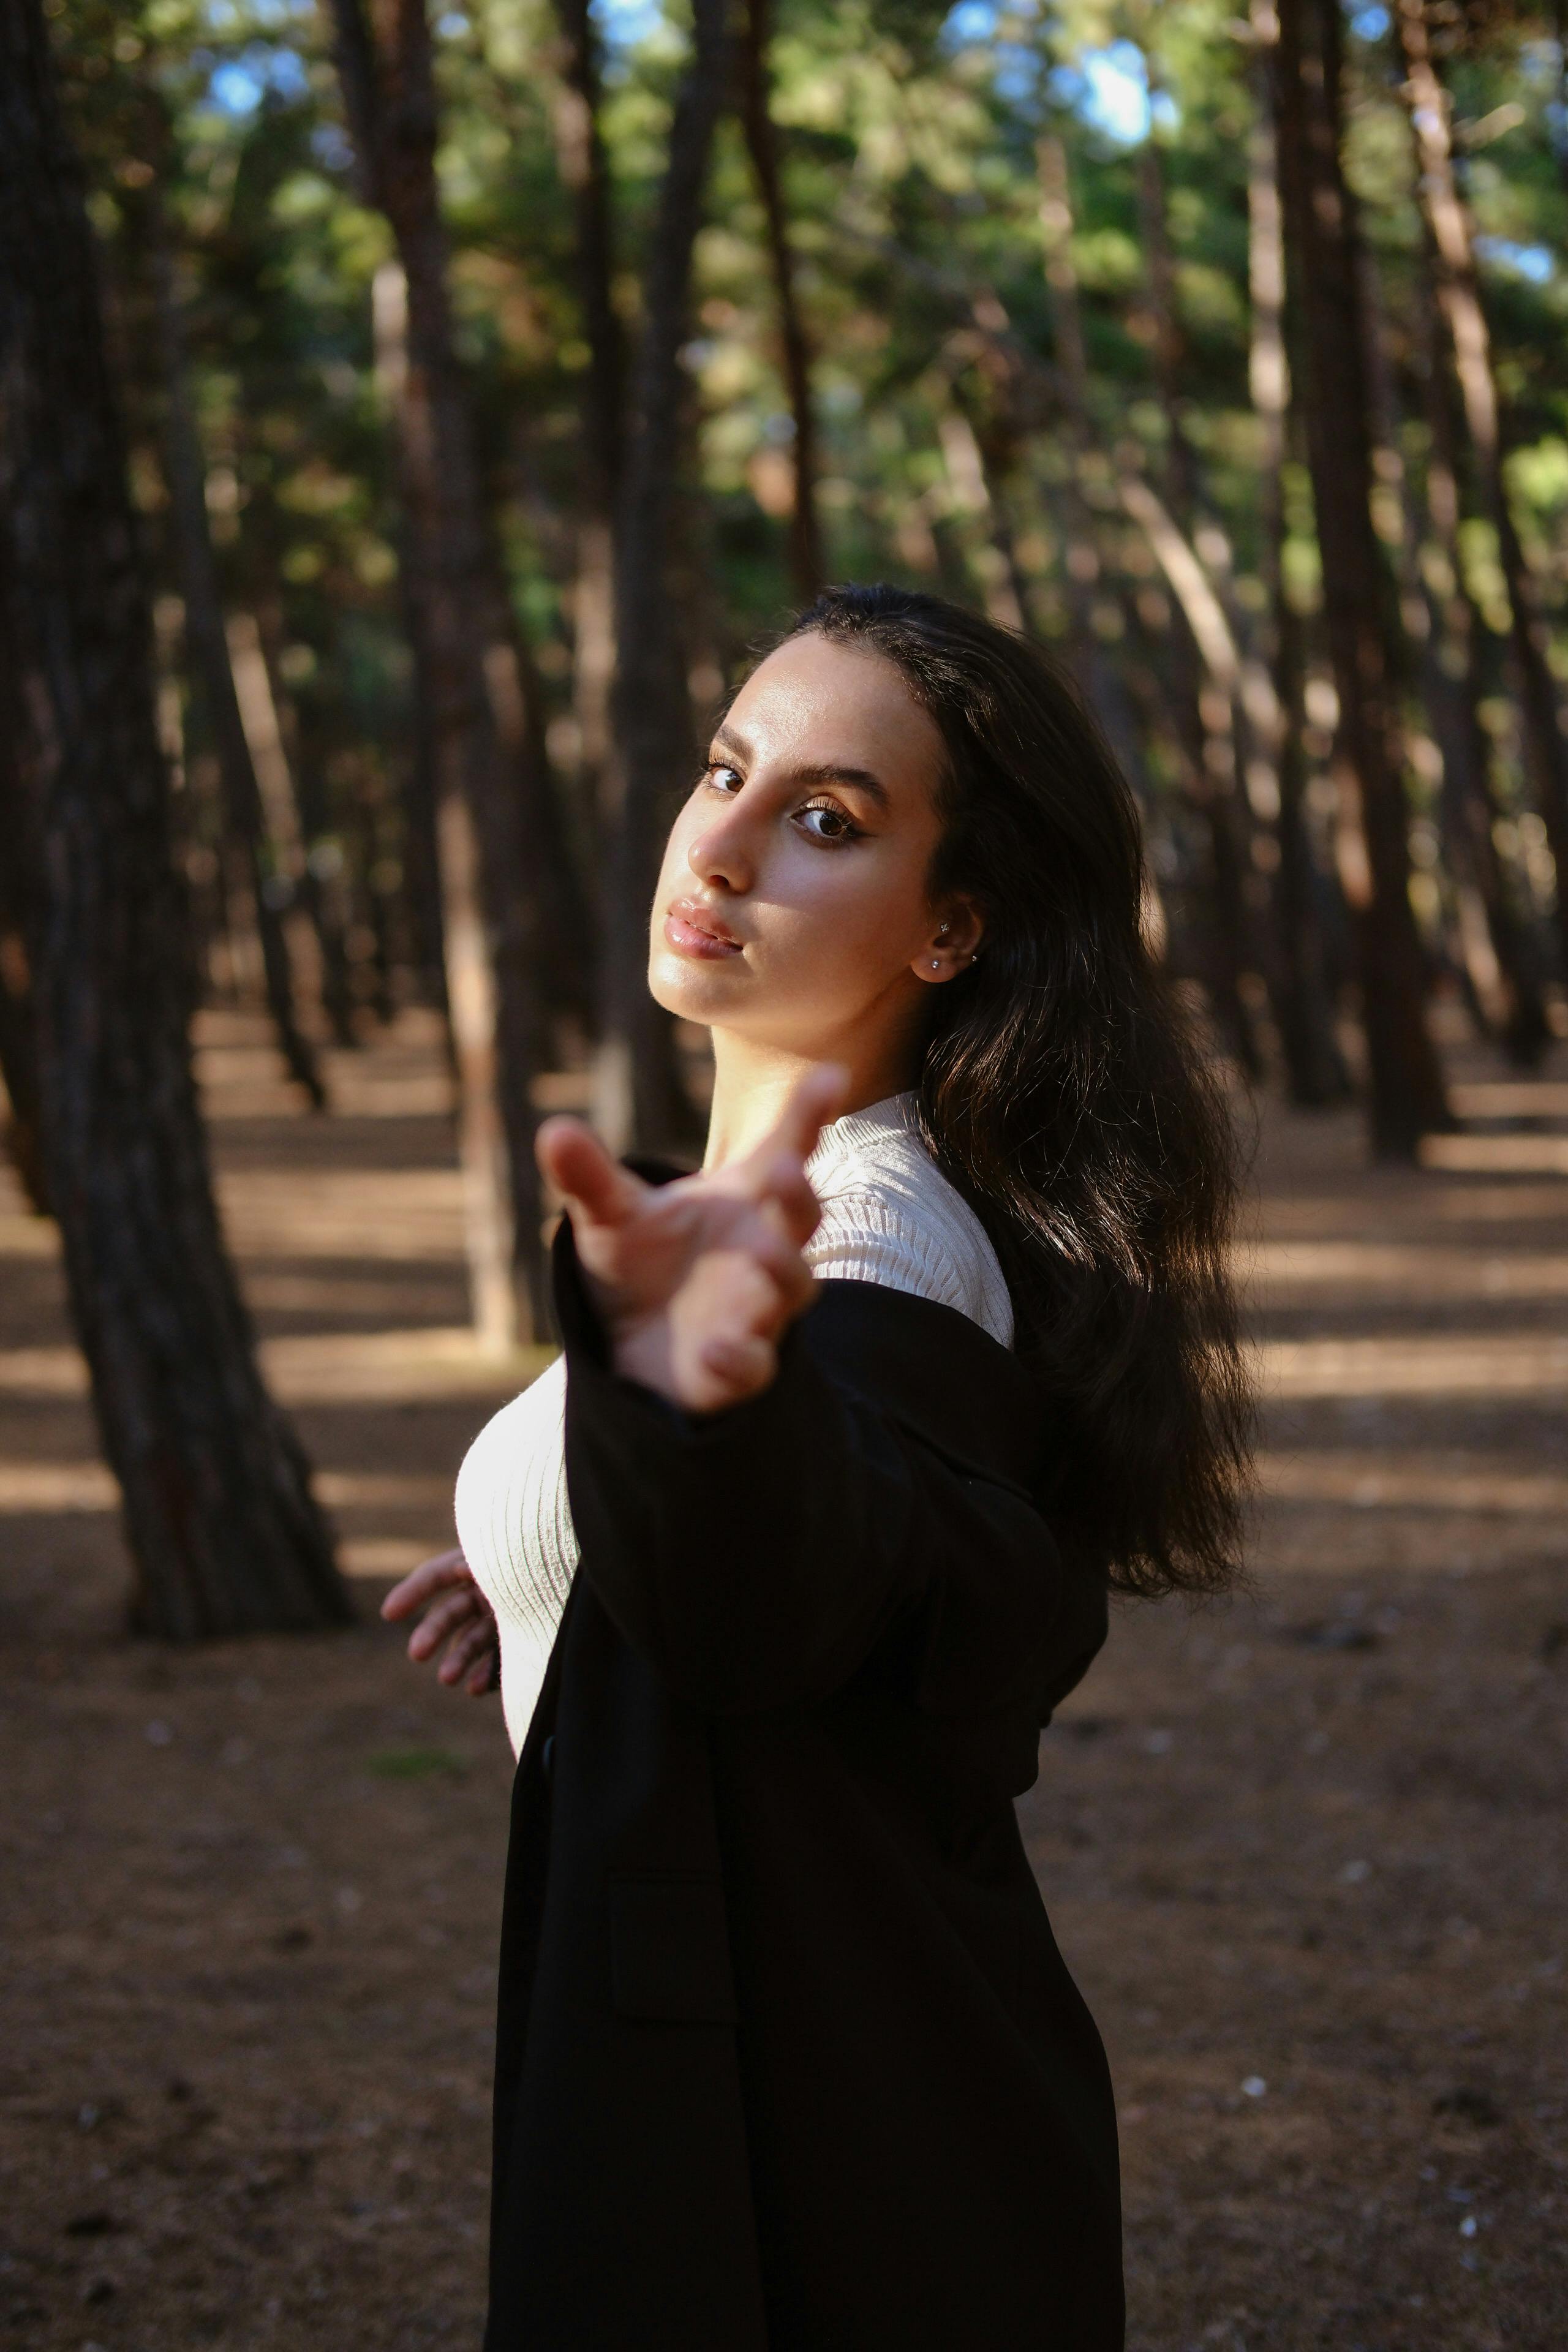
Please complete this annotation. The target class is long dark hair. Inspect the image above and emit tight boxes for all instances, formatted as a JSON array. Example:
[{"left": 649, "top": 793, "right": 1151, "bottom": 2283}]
[{"left": 783, "top": 583, "right": 1252, "bottom": 1599}]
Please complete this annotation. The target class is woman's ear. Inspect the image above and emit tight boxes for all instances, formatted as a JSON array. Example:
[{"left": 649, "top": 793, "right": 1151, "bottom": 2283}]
[{"left": 913, "top": 898, "right": 986, "bottom": 984}]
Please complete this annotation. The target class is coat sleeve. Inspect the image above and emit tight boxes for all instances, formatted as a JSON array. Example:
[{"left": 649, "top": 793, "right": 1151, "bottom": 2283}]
[{"left": 554, "top": 1215, "right": 1085, "bottom": 1717}]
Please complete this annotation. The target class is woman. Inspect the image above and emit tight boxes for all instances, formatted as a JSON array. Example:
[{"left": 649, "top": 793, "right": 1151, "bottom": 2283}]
[{"left": 385, "top": 584, "right": 1251, "bottom": 2349}]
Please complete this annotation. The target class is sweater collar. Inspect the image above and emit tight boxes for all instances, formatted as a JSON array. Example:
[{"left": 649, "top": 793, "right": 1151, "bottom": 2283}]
[{"left": 807, "top": 1090, "right": 920, "bottom": 1169}]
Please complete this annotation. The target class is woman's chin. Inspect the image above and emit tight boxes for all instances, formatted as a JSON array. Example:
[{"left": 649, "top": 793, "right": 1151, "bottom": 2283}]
[{"left": 647, "top": 946, "right": 746, "bottom": 1022}]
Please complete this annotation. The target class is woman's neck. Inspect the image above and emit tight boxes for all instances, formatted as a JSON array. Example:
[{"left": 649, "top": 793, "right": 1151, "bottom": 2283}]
[{"left": 702, "top": 1027, "right": 918, "bottom": 1169}]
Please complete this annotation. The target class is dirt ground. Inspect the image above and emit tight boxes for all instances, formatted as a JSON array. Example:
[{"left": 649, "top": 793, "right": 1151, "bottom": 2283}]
[{"left": 1, "top": 1009, "right": 1564, "bottom": 2352}]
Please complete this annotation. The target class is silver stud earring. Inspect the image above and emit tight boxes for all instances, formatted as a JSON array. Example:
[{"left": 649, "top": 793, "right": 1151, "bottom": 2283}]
[{"left": 930, "top": 960, "right": 940, "bottom": 971}]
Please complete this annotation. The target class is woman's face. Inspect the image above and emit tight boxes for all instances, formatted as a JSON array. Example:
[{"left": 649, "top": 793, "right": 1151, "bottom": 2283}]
[{"left": 647, "top": 633, "right": 981, "bottom": 1063}]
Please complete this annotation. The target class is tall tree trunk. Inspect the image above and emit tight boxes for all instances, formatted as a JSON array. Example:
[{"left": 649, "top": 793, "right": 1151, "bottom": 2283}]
[
  {"left": 1360, "top": 219, "right": 1549, "bottom": 1061},
  {"left": 1270, "top": 0, "right": 1450, "bottom": 1156},
  {"left": 1393, "top": 0, "right": 1568, "bottom": 982},
  {"left": 1036, "top": 126, "right": 1102, "bottom": 683},
  {"left": 0, "top": 0, "right": 350, "bottom": 1635},
  {"left": 1134, "top": 124, "right": 1199, "bottom": 522},
  {"left": 738, "top": 0, "right": 822, "bottom": 604},
  {"left": 148, "top": 218, "right": 327, "bottom": 1110},
  {"left": 1247, "top": 9, "right": 1349, "bottom": 1103},
  {"left": 0, "top": 853, "right": 50, "bottom": 1210},
  {"left": 1409, "top": 243, "right": 1548, "bottom": 1063},
  {"left": 330, "top": 0, "right": 551, "bottom": 1342},
  {"left": 373, "top": 268, "right": 448, "bottom": 1012},
  {"left": 600, "top": 0, "right": 734, "bottom": 1156},
  {"left": 549, "top": 0, "right": 624, "bottom": 857}
]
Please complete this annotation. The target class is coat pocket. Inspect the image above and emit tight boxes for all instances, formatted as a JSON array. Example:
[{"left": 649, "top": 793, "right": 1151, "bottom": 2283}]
[{"left": 608, "top": 1872, "right": 739, "bottom": 2025}]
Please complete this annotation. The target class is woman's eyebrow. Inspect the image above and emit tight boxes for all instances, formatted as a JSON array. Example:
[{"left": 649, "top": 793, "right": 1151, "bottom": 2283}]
[{"left": 710, "top": 725, "right": 889, "bottom": 807}]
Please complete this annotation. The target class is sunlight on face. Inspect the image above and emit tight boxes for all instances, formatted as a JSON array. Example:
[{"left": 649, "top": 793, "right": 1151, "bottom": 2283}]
[{"left": 647, "top": 633, "right": 978, "bottom": 1065}]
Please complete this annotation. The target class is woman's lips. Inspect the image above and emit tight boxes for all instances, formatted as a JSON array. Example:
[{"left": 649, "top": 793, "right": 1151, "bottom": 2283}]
[{"left": 663, "top": 901, "right": 744, "bottom": 960}]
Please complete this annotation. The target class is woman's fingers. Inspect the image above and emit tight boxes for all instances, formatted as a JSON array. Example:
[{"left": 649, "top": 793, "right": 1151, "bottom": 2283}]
[
  {"left": 536, "top": 1115, "right": 646, "bottom": 1231},
  {"left": 406, "top": 1586, "right": 483, "bottom": 1662},
  {"left": 738, "top": 1063, "right": 846, "bottom": 1242},
  {"left": 438, "top": 1616, "right": 499, "bottom": 1689},
  {"left": 381, "top": 1548, "right": 470, "bottom": 1622},
  {"left": 698, "top": 1329, "right": 777, "bottom": 1402},
  {"left": 464, "top": 1649, "right": 500, "bottom": 1698},
  {"left": 755, "top": 1157, "right": 824, "bottom": 1250}
]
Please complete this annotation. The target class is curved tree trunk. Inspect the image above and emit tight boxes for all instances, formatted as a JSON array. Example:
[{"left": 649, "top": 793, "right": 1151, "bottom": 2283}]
[
  {"left": 0, "top": 0, "right": 350, "bottom": 1636},
  {"left": 1130, "top": 115, "right": 1265, "bottom": 1078}
]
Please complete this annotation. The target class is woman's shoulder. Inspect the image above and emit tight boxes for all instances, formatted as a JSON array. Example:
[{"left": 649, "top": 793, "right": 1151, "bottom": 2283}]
[{"left": 805, "top": 1094, "right": 1014, "bottom": 1349}]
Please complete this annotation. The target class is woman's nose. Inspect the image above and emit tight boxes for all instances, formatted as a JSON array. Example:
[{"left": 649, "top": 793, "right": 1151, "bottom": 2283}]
[{"left": 687, "top": 807, "right": 755, "bottom": 894}]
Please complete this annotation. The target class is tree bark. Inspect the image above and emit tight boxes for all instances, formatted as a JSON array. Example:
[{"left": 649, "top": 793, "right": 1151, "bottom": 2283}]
[
  {"left": 739, "top": 0, "right": 823, "bottom": 604},
  {"left": 1271, "top": 0, "right": 1450, "bottom": 1155},
  {"left": 1411, "top": 247, "right": 1548, "bottom": 1063},
  {"left": 549, "top": 0, "right": 624, "bottom": 854},
  {"left": 1393, "top": 0, "right": 1568, "bottom": 984},
  {"left": 1247, "top": 11, "right": 1349, "bottom": 1102},
  {"left": 600, "top": 0, "right": 734, "bottom": 1156},
  {"left": 1359, "top": 216, "right": 1548, "bottom": 1061},
  {"left": 330, "top": 0, "right": 552, "bottom": 1341},
  {"left": 0, "top": 846, "right": 50, "bottom": 1211},
  {"left": 0, "top": 0, "right": 350, "bottom": 1635},
  {"left": 147, "top": 216, "right": 328, "bottom": 1110}
]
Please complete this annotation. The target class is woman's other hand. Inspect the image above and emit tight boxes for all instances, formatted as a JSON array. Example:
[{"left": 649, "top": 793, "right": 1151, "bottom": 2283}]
[
  {"left": 380, "top": 1547, "right": 500, "bottom": 1696},
  {"left": 536, "top": 1061, "right": 847, "bottom": 1415}
]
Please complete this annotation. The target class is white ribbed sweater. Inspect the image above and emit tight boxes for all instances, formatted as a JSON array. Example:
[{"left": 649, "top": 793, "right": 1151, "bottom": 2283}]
[{"left": 453, "top": 1091, "right": 1013, "bottom": 1756}]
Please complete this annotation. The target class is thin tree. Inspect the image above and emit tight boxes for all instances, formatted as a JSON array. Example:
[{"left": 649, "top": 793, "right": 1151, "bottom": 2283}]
[
  {"left": 549, "top": 0, "right": 625, "bottom": 853},
  {"left": 1270, "top": 0, "right": 1450, "bottom": 1155},
  {"left": 739, "top": 0, "right": 823, "bottom": 603},
  {"left": 1034, "top": 129, "right": 1155, "bottom": 803},
  {"left": 148, "top": 205, "right": 328, "bottom": 1109},
  {"left": 600, "top": 0, "right": 735, "bottom": 1155},
  {"left": 0, "top": 0, "right": 350, "bottom": 1635},
  {"left": 1393, "top": 0, "right": 1568, "bottom": 981}
]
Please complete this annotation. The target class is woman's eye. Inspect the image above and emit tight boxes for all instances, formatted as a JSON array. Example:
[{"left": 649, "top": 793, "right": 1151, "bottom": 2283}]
[
  {"left": 796, "top": 799, "right": 860, "bottom": 845},
  {"left": 703, "top": 761, "right": 743, "bottom": 794}
]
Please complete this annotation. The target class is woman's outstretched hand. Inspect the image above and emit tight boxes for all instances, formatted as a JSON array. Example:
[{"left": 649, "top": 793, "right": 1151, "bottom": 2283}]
[
  {"left": 381, "top": 1547, "right": 500, "bottom": 1696},
  {"left": 536, "top": 1061, "right": 848, "bottom": 1414}
]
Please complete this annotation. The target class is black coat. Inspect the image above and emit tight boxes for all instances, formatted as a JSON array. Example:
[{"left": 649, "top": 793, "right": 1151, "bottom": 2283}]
[{"left": 484, "top": 1202, "right": 1124, "bottom": 2351}]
